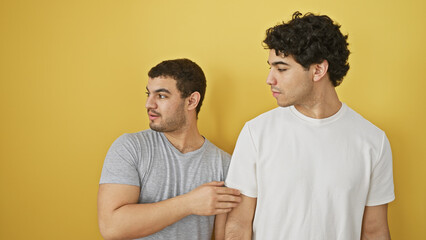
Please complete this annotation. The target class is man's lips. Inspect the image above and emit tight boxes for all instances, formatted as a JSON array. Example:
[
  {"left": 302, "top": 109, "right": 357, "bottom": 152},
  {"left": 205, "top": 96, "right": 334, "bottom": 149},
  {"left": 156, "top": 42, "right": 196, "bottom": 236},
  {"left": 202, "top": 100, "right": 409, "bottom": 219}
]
[
  {"left": 272, "top": 90, "right": 281, "bottom": 97},
  {"left": 148, "top": 111, "right": 160, "bottom": 121},
  {"left": 149, "top": 115, "right": 159, "bottom": 121}
]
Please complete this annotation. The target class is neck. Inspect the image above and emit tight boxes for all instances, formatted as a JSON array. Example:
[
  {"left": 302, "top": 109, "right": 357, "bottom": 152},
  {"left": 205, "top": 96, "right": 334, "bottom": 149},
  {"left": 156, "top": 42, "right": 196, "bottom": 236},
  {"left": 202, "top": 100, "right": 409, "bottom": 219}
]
[
  {"left": 294, "top": 81, "right": 342, "bottom": 119},
  {"left": 163, "top": 118, "right": 204, "bottom": 154}
]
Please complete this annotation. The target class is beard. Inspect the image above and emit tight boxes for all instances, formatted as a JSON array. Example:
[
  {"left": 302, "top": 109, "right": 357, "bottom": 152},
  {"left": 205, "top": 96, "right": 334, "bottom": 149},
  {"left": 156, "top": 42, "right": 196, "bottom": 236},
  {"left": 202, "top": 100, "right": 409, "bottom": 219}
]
[{"left": 149, "top": 103, "right": 187, "bottom": 133}]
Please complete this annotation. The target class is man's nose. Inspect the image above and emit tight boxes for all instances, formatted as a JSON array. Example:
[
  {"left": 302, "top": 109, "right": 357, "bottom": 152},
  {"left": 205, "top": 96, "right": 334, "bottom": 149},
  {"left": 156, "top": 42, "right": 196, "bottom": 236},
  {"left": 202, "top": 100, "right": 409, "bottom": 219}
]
[
  {"left": 266, "top": 69, "right": 276, "bottom": 85},
  {"left": 145, "top": 96, "right": 156, "bottom": 109}
]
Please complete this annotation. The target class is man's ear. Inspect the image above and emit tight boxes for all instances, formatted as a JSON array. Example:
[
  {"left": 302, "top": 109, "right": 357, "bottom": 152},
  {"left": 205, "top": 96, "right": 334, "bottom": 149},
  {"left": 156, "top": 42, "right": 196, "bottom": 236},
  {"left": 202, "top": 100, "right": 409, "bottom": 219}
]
[
  {"left": 313, "top": 59, "right": 329, "bottom": 82},
  {"left": 187, "top": 91, "right": 201, "bottom": 111}
]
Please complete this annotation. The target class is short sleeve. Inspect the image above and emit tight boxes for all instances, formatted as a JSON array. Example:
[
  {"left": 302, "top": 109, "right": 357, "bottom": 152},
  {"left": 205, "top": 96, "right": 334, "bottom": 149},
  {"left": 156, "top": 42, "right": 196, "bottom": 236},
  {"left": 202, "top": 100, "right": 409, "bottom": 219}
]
[
  {"left": 99, "top": 134, "right": 140, "bottom": 186},
  {"left": 225, "top": 123, "right": 258, "bottom": 198},
  {"left": 366, "top": 133, "right": 395, "bottom": 206},
  {"left": 221, "top": 152, "right": 232, "bottom": 181}
]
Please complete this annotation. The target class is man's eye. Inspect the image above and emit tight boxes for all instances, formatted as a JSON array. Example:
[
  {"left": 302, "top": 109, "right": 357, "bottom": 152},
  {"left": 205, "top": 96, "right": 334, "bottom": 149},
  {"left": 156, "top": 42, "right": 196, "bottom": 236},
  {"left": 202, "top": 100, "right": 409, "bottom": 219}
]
[
  {"left": 145, "top": 91, "right": 150, "bottom": 96},
  {"left": 159, "top": 95, "right": 166, "bottom": 99},
  {"left": 278, "top": 69, "right": 287, "bottom": 72}
]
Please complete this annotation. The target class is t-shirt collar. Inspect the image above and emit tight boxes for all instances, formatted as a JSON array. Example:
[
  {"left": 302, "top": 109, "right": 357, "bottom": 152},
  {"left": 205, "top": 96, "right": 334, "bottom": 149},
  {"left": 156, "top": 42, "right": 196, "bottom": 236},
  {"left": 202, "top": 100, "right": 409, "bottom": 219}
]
[{"left": 289, "top": 102, "right": 347, "bottom": 125}]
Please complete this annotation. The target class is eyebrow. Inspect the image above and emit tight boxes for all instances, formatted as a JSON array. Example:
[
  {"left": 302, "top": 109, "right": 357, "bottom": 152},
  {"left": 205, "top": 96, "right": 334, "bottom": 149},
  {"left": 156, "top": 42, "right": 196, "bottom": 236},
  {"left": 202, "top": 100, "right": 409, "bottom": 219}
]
[
  {"left": 146, "top": 87, "right": 171, "bottom": 94},
  {"left": 267, "top": 60, "right": 290, "bottom": 66}
]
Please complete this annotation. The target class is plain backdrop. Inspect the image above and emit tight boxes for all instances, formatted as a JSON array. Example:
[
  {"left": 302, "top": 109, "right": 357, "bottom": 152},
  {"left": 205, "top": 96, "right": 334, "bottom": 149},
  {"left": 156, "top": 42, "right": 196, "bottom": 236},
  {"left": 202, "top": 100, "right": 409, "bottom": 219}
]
[{"left": 1, "top": 0, "right": 425, "bottom": 239}]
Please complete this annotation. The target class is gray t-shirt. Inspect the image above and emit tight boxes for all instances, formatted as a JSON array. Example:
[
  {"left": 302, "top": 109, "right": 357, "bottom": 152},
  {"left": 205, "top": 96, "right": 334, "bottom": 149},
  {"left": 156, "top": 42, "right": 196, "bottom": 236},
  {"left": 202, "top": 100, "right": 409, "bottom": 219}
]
[{"left": 100, "top": 129, "right": 231, "bottom": 240}]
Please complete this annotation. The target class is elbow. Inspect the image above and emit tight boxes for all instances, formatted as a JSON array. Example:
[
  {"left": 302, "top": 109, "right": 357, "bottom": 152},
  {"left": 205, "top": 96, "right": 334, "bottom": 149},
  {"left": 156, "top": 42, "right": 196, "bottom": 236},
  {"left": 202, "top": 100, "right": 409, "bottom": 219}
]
[
  {"left": 99, "top": 218, "right": 151, "bottom": 240},
  {"left": 99, "top": 228, "right": 124, "bottom": 240},
  {"left": 361, "top": 225, "right": 391, "bottom": 240},
  {"left": 361, "top": 229, "right": 391, "bottom": 240},
  {"left": 100, "top": 231, "right": 115, "bottom": 240},
  {"left": 98, "top": 219, "right": 122, "bottom": 240},
  {"left": 99, "top": 224, "right": 113, "bottom": 240}
]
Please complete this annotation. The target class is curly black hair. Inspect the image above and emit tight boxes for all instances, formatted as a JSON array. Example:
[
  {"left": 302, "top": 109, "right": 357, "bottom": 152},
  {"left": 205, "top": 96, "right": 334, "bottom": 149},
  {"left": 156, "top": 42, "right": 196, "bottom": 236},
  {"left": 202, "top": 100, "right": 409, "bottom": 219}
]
[
  {"left": 263, "top": 11, "right": 350, "bottom": 87},
  {"left": 148, "top": 58, "right": 206, "bottom": 115}
]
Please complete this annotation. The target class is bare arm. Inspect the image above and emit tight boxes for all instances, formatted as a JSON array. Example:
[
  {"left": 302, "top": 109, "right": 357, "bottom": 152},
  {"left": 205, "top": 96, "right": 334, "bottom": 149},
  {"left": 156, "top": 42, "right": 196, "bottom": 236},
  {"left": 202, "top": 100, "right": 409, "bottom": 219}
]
[
  {"left": 214, "top": 213, "right": 227, "bottom": 240},
  {"left": 98, "top": 181, "right": 241, "bottom": 240},
  {"left": 361, "top": 204, "right": 391, "bottom": 240},
  {"left": 225, "top": 194, "right": 257, "bottom": 240}
]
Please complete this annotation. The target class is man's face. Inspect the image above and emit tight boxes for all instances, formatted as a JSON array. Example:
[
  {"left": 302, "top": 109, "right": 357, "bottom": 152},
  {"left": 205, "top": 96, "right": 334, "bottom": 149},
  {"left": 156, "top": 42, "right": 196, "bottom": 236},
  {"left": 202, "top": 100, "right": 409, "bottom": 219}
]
[
  {"left": 145, "top": 76, "right": 187, "bottom": 132},
  {"left": 267, "top": 49, "right": 314, "bottom": 107}
]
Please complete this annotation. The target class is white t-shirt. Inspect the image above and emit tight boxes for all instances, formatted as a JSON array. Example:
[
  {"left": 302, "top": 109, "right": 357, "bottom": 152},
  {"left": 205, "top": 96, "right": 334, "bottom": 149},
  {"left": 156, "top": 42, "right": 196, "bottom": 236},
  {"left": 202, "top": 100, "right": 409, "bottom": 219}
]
[{"left": 225, "top": 103, "right": 395, "bottom": 240}]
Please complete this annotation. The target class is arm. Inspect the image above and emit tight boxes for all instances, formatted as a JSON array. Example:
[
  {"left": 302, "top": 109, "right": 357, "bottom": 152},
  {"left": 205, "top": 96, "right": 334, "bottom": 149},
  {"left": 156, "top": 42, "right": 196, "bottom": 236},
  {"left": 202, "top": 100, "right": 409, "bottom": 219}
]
[
  {"left": 361, "top": 204, "right": 391, "bottom": 240},
  {"left": 98, "top": 181, "right": 241, "bottom": 240},
  {"left": 225, "top": 194, "right": 257, "bottom": 240},
  {"left": 214, "top": 213, "right": 227, "bottom": 240}
]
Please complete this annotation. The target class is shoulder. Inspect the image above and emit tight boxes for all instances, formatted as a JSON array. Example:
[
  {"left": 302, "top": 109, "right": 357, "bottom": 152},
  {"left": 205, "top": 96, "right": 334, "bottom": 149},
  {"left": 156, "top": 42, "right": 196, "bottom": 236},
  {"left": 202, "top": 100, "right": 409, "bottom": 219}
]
[
  {"left": 248, "top": 107, "right": 287, "bottom": 123},
  {"left": 128, "top": 129, "right": 162, "bottom": 139},
  {"left": 238, "top": 107, "right": 291, "bottom": 139},
  {"left": 204, "top": 139, "right": 231, "bottom": 164},
  {"left": 203, "top": 139, "right": 232, "bottom": 178},
  {"left": 119, "top": 129, "right": 163, "bottom": 143},
  {"left": 343, "top": 105, "right": 386, "bottom": 137},
  {"left": 245, "top": 107, "right": 289, "bottom": 129},
  {"left": 111, "top": 129, "right": 163, "bottom": 152},
  {"left": 341, "top": 105, "right": 389, "bottom": 160}
]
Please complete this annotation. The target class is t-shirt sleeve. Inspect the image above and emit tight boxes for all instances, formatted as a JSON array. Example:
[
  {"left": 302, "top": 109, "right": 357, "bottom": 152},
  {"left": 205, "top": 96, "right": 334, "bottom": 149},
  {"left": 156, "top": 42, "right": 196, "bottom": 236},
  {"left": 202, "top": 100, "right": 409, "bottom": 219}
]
[
  {"left": 221, "top": 152, "right": 232, "bottom": 181},
  {"left": 99, "top": 134, "right": 140, "bottom": 186},
  {"left": 366, "top": 133, "right": 395, "bottom": 206},
  {"left": 225, "top": 123, "right": 258, "bottom": 198}
]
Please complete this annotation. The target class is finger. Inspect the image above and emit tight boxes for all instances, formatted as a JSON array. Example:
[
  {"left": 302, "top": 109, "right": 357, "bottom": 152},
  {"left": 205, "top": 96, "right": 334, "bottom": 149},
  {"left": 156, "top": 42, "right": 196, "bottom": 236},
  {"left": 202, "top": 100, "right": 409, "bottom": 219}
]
[
  {"left": 204, "top": 181, "right": 225, "bottom": 186},
  {"left": 215, "top": 187, "right": 241, "bottom": 195},
  {"left": 213, "top": 208, "right": 232, "bottom": 215},
  {"left": 217, "top": 195, "right": 242, "bottom": 203},
  {"left": 215, "top": 202, "right": 239, "bottom": 209}
]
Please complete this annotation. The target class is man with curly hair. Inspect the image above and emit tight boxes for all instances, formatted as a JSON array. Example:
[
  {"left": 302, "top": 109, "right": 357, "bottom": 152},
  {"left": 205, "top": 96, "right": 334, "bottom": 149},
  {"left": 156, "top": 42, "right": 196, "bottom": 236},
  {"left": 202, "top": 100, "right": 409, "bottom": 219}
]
[{"left": 225, "top": 12, "right": 394, "bottom": 240}]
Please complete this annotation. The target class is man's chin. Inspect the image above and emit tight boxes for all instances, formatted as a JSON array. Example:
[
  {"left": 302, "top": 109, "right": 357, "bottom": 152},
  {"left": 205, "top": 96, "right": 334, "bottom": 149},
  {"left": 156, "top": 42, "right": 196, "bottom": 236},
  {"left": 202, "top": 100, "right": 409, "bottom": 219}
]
[
  {"left": 149, "top": 123, "right": 163, "bottom": 132},
  {"left": 150, "top": 123, "right": 174, "bottom": 133},
  {"left": 276, "top": 100, "right": 291, "bottom": 108}
]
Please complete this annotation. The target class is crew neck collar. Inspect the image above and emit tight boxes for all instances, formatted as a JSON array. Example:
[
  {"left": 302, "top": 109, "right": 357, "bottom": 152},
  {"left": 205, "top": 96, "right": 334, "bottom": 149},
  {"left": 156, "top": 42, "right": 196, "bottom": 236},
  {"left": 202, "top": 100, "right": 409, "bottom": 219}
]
[{"left": 289, "top": 102, "right": 347, "bottom": 125}]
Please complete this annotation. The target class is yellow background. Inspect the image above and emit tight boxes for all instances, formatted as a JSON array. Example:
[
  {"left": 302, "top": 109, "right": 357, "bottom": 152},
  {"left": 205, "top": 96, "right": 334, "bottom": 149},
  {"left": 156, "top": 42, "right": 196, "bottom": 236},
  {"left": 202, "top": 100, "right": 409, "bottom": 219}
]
[{"left": 1, "top": 0, "right": 425, "bottom": 239}]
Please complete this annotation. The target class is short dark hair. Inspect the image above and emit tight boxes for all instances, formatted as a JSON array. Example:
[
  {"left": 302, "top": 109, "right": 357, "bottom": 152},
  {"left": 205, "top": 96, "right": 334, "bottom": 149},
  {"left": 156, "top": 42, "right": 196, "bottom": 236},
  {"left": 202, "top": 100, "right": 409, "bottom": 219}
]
[
  {"left": 263, "top": 11, "right": 350, "bottom": 87},
  {"left": 148, "top": 58, "right": 206, "bottom": 115}
]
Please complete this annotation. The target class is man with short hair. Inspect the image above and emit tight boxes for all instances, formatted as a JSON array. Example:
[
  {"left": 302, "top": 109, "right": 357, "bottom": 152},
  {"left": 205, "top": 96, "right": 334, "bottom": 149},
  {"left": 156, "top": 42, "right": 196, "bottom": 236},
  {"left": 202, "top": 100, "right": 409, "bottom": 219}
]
[
  {"left": 225, "top": 12, "right": 395, "bottom": 240},
  {"left": 98, "top": 58, "right": 241, "bottom": 240}
]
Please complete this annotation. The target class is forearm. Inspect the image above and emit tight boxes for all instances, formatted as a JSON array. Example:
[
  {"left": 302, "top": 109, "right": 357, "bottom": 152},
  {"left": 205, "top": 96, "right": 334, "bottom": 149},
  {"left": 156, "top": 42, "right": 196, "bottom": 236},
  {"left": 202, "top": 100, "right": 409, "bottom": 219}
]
[
  {"left": 100, "top": 194, "right": 190, "bottom": 240},
  {"left": 214, "top": 213, "right": 227, "bottom": 240},
  {"left": 224, "top": 194, "right": 256, "bottom": 240},
  {"left": 224, "top": 219, "right": 252, "bottom": 240}
]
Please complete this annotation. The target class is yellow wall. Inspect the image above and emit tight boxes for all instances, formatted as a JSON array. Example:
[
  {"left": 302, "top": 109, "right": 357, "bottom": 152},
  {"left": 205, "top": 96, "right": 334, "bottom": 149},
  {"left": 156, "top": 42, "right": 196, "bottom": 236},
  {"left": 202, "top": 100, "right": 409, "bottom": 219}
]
[{"left": 1, "top": 0, "right": 425, "bottom": 239}]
